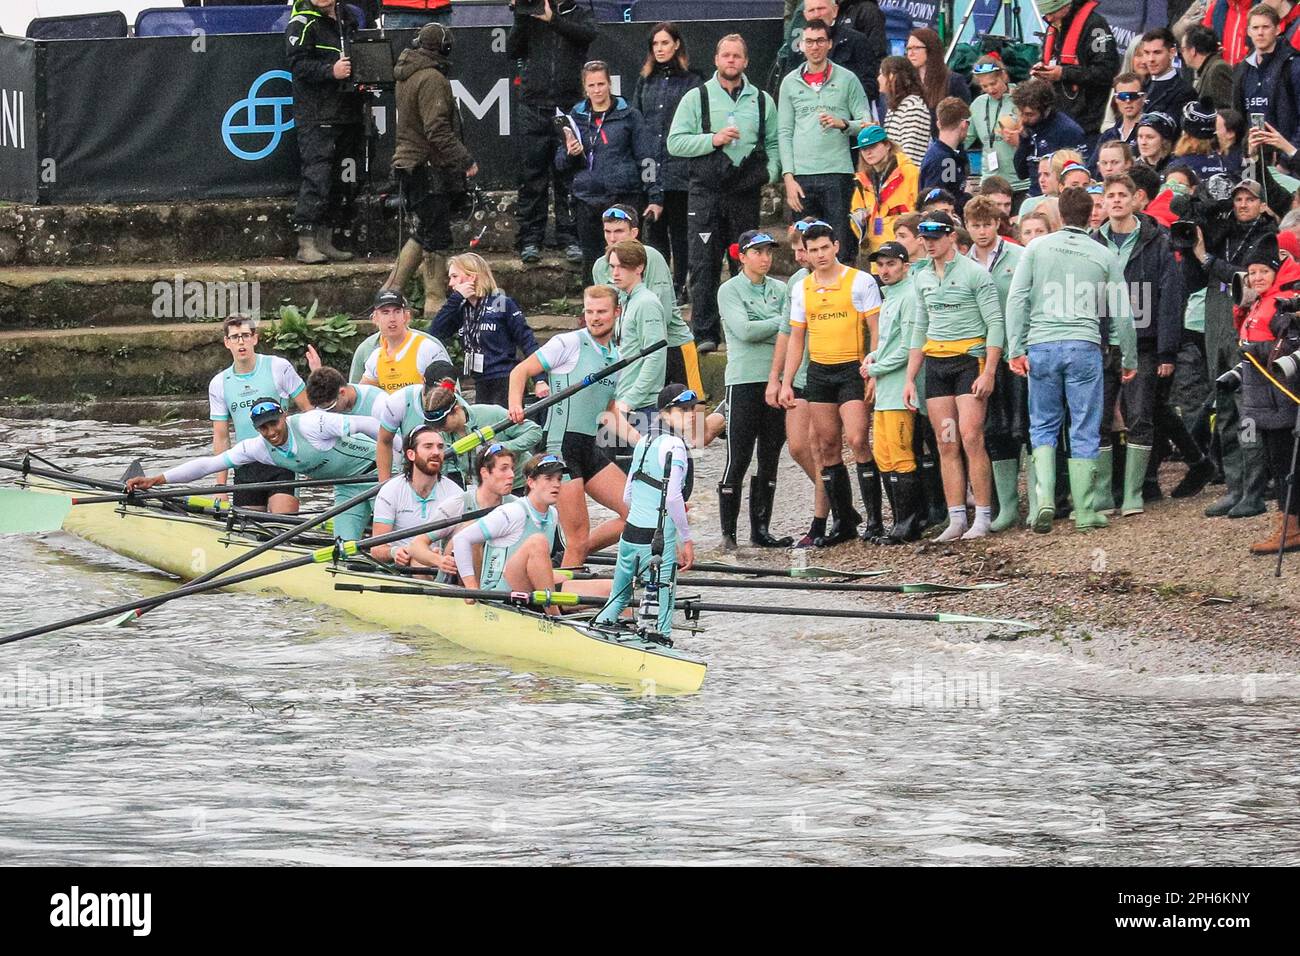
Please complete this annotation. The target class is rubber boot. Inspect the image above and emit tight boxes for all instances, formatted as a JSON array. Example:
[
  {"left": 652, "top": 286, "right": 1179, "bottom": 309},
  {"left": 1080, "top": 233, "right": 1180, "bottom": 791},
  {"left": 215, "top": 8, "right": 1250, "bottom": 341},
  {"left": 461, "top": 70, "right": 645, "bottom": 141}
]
[
  {"left": 1249, "top": 512, "right": 1300, "bottom": 554},
  {"left": 815, "top": 464, "right": 860, "bottom": 546},
  {"left": 296, "top": 230, "right": 328, "bottom": 265},
  {"left": 1089, "top": 445, "right": 1115, "bottom": 516},
  {"left": 383, "top": 238, "right": 425, "bottom": 295},
  {"left": 989, "top": 457, "right": 1021, "bottom": 532},
  {"left": 885, "top": 470, "right": 924, "bottom": 544},
  {"left": 919, "top": 452, "right": 947, "bottom": 529},
  {"left": 855, "top": 462, "right": 884, "bottom": 542},
  {"left": 1229, "top": 441, "right": 1269, "bottom": 518},
  {"left": 749, "top": 476, "right": 793, "bottom": 548},
  {"left": 1025, "top": 447, "right": 1038, "bottom": 527},
  {"left": 1121, "top": 443, "right": 1152, "bottom": 516},
  {"left": 1069, "top": 458, "right": 1109, "bottom": 530},
  {"left": 316, "top": 225, "right": 354, "bottom": 262},
  {"left": 1053, "top": 445, "right": 1072, "bottom": 519},
  {"left": 718, "top": 483, "right": 741, "bottom": 551},
  {"left": 422, "top": 252, "right": 449, "bottom": 318},
  {"left": 878, "top": 470, "right": 898, "bottom": 541},
  {"left": 1171, "top": 455, "right": 1215, "bottom": 498},
  {"left": 1030, "top": 446, "right": 1057, "bottom": 534}
]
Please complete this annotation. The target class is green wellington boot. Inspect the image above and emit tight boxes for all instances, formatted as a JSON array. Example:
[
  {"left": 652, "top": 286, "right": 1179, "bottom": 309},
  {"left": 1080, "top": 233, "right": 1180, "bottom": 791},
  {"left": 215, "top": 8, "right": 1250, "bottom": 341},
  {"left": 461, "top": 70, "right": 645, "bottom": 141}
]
[
  {"left": 1120, "top": 443, "right": 1152, "bottom": 517},
  {"left": 989, "top": 457, "right": 1021, "bottom": 532},
  {"left": 1093, "top": 445, "right": 1116, "bottom": 515},
  {"left": 1069, "top": 458, "right": 1109, "bottom": 530},
  {"left": 1030, "top": 446, "right": 1057, "bottom": 534}
]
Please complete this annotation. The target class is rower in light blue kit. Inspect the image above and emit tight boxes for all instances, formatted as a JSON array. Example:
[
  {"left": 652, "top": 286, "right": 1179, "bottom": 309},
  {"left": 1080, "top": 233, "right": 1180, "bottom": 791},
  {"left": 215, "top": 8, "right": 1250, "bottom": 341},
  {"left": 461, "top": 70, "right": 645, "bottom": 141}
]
[
  {"left": 593, "top": 384, "right": 698, "bottom": 640},
  {"left": 127, "top": 398, "right": 382, "bottom": 541}
]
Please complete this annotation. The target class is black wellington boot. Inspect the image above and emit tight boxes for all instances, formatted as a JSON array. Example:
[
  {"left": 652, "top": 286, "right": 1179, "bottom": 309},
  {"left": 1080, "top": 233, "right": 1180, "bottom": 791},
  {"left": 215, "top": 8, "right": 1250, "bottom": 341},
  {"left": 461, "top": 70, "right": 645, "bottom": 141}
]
[
  {"left": 885, "top": 470, "right": 925, "bottom": 543},
  {"left": 815, "top": 464, "right": 860, "bottom": 546},
  {"left": 749, "top": 476, "right": 793, "bottom": 548},
  {"left": 856, "top": 461, "right": 884, "bottom": 542},
  {"left": 718, "top": 483, "right": 741, "bottom": 551}
]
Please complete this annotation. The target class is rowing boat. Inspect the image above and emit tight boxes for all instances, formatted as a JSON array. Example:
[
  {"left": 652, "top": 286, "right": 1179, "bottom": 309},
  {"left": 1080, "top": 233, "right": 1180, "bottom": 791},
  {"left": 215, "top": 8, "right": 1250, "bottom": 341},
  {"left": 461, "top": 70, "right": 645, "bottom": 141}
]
[{"left": 27, "top": 480, "right": 708, "bottom": 694}]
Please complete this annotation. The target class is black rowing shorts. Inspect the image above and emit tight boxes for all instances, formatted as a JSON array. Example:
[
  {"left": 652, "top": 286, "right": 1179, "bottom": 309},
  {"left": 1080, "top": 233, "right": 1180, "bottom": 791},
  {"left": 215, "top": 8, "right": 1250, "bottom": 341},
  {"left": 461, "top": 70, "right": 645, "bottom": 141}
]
[
  {"left": 804, "top": 360, "right": 865, "bottom": 405},
  {"left": 561, "top": 432, "right": 616, "bottom": 482},
  {"left": 925, "top": 354, "right": 984, "bottom": 399},
  {"left": 233, "top": 462, "right": 297, "bottom": 508}
]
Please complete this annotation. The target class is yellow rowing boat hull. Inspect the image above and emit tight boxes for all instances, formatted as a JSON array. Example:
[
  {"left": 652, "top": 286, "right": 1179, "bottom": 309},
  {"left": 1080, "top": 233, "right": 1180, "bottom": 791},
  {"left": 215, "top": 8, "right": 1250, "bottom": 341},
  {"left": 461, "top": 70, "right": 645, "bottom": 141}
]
[{"left": 46, "top": 488, "right": 707, "bottom": 693}]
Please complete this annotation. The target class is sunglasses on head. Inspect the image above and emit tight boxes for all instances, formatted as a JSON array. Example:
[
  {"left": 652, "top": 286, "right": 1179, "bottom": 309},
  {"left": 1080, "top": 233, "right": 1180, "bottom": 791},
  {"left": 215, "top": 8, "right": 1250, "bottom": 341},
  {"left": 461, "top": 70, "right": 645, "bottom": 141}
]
[
  {"left": 917, "top": 222, "right": 952, "bottom": 236},
  {"left": 666, "top": 389, "right": 699, "bottom": 407},
  {"left": 1115, "top": 92, "right": 1145, "bottom": 102},
  {"left": 794, "top": 219, "right": 832, "bottom": 233},
  {"left": 602, "top": 207, "right": 634, "bottom": 222},
  {"left": 250, "top": 401, "right": 282, "bottom": 419},
  {"left": 423, "top": 404, "right": 455, "bottom": 424},
  {"left": 742, "top": 233, "right": 776, "bottom": 250}
]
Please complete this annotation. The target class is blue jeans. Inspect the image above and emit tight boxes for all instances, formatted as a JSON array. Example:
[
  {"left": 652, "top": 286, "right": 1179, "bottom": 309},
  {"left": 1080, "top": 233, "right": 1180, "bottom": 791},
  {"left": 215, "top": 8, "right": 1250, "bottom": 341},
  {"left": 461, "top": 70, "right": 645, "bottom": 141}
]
[{"left": 1027, "top": 341, "right": 1103, "bottom": 460}]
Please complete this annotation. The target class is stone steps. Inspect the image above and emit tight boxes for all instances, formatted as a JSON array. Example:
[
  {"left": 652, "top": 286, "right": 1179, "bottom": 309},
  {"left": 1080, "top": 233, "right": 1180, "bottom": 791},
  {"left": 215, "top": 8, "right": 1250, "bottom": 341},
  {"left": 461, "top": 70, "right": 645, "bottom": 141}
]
[
  {"left": 0, "top": 314, "right": 583, "bottom": 402},
  {"left": 0, "top": 255, "right": 586, "bottom": 329}
]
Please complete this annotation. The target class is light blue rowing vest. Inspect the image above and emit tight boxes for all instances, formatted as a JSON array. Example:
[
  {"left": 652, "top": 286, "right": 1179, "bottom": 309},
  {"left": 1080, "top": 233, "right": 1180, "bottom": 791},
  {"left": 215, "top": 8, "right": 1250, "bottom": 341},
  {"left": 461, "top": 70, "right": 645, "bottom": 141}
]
[
  {"left": 479, "top": 499, "right": 557, "bottom": 591},
  {"left": 543, "top": 330, "right": 621, "bottom": 452},
  {"left": 223, "top": 355, "right": 285, "bottom": 443}
]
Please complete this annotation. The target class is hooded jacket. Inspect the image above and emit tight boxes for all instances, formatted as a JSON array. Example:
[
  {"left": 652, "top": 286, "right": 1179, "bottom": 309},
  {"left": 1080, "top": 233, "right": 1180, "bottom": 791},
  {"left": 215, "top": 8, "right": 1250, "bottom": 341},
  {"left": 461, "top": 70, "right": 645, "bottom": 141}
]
[
  {"left": 1093, "top": 213, "right": 1186, "bottom": 363},
  {"left": 504, "top": 0, "right": 598, "bottom": 110},
  {"left": 392, "top": 45, "right": 472, "bottom": 174},
  {"left": 1238, "top": 257, "right": 1300, "bottom": 430},
  {"left": 556, "top": 97, "right": 662, "bottom": 207},
  {"left": 631, "top": 62, "right": 703, "bottom": 195},
  {"left": 285, "top": 0, "right": 362, "bottom": 127}
]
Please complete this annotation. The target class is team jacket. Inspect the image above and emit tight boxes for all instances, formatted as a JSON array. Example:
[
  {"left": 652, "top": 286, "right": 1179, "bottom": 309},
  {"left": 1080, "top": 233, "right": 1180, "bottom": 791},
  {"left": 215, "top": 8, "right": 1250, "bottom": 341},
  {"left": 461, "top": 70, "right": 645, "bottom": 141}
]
[{"left": 285, "top": 0, "right": 362, "bottom": 127}]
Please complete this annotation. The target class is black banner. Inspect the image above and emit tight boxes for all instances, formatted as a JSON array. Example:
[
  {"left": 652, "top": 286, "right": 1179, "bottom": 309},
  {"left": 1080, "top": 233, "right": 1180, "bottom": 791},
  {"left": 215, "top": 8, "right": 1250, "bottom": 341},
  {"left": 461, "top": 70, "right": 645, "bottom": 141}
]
[
  {"left": 11, "top": 19, "right": 782, "bottom": 205},
  {"left": 0, "top": 34, "right": 39, "bottom": 204}
]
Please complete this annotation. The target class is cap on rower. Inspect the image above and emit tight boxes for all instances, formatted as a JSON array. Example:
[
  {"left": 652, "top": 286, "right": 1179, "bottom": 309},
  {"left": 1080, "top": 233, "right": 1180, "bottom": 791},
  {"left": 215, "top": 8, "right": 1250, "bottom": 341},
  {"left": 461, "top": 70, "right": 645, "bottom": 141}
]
[
  {"left": 868, "top": 241, "right": 910, "bottom": 263},
  {"left": 249, "top": 397, "right": 285, "bottom": 427},
  {"left": 657, "top": 384, "right": 701, "bottom": 410},
  {"left": 371, "top": 288, "right": 408, "bottom": 312},
  {"left": 738, "top": 230, "right": 778, "bottom": 253},
  {"left": 525, "top": 453, "right": 570, "bottom": 478},
  {"left": 856, "top": 124, "right": 888, "bottom": 148}
]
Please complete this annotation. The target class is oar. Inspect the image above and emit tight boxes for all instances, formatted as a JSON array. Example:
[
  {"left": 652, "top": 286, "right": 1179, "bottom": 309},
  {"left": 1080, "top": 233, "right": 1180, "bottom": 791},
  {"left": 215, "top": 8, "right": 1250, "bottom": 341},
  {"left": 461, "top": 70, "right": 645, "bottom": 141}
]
[
  {"left": 0, "top": 457, "right": 128, "bottom": 493},
  {"left": 111, "top": 481, "right": 385, "bottom": 628},
  {"left": 450, "top": 339, "right": 669, "bottom": 455},
  {"left": 678, "top": 600, "right": 1033, "bottom": 630},
  {"left": 570, "top": 573, "right": 1007, "bottom": 595},
  {"left": 580, "top": 553, "right": 894, "bottom": 580},
  {"left": 0, "top": 505, "right": 495, "bottom": 647},
  {"left": 0, "top": 476, "right": 376, "bottom": 535},
  {"left": 334, "top": 581, "right": 606, "bottom": 609}
]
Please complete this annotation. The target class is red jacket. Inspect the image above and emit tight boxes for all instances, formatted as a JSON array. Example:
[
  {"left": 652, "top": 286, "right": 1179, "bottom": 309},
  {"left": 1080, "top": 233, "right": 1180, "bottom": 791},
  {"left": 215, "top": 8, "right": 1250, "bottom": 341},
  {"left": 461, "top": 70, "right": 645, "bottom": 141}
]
[
  {"left": 1204, "top": 0, "right": 1254, "bottom": 66},
  {"left": 1237, "top": 258, "right": 1300, "bottom": 342}
]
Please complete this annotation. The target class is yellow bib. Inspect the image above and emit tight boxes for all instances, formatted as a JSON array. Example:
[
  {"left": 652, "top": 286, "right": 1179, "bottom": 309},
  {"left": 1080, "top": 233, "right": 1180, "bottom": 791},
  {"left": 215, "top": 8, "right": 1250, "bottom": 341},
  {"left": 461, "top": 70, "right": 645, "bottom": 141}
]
[
  {"left": 802, "top": 268, "right": 866, "bottom": 365},
  {"left": 377, "top": 331, "right": 424, "bottom": 393}
]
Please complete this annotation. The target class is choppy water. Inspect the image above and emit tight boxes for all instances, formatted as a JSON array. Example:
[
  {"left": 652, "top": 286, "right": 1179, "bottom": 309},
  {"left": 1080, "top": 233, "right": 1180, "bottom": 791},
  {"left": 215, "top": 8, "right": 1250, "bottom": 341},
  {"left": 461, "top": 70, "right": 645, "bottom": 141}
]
[{"left": 1, "top": 416, "right": 1298, "bottom": 865}]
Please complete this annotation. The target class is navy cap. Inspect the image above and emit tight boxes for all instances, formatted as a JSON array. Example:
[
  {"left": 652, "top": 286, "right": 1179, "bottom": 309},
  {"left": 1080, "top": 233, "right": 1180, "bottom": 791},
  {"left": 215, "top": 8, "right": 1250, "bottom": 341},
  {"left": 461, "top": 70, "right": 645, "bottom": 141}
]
[
  {"left": 371, "top": 288, "right": 408, "bottom": 311},
  {"left": 249, "top": 397, "right": 285, "bottom": 427},
  {"left": 869, "top": 241, "right": 910, "bottom": 263}
]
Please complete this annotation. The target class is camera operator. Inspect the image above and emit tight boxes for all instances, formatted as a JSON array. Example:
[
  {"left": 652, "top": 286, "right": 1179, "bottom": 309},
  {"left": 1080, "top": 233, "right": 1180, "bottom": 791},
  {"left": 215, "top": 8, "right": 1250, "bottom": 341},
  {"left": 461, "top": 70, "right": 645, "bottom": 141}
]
[
  {"left": 1186, "top": 178, "right": 1279, "bottom": 517},
  {"left": 506, "top": 0, "right": 599, "bottom": 266},
  {"left": 1217, "top": 233, "right": 1300, "bottom": 552},
  {"left": 385, "top": 23, "right": 478, "bottom": 318},
  {"left": 286, "top": 0, "right": 364, "bottom": 265}
]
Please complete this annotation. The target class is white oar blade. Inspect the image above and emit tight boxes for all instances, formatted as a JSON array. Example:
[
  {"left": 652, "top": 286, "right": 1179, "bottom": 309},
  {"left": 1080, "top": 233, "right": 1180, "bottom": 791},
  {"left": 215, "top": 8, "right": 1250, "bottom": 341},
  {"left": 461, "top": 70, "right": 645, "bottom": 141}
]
[
  {"left": 0, "top": 487, "right": 73, "bottom": 534},
  {"left": 793, "top": 566, "right": 892, "bottom": 579}
]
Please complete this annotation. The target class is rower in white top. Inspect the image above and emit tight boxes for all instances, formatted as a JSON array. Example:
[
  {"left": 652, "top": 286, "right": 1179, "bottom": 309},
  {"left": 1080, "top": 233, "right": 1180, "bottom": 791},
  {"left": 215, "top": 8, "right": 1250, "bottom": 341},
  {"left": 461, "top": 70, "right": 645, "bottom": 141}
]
[
  {"left": 407, "top": 443, "right": 519, "bottom": 577},
  {"left": 369, "top": 426, "right": 463, "bottom": 567}
]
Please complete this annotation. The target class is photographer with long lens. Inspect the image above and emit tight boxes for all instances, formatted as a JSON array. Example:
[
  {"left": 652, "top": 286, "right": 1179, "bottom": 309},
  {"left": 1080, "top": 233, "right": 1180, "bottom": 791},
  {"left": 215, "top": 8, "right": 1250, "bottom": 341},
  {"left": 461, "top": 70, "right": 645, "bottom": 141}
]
[
  {"left": 384, "top": 23, "right": 478, "bottom": 319},
  {"left": 1216, "top": 233, "right": 1300, "bottom": 553},
  {"left": 1182, "top": 177, "right": 1278, "bottom": 518},
  {"left": 506, "top": 0, "right": 599, "bottom": 267}
]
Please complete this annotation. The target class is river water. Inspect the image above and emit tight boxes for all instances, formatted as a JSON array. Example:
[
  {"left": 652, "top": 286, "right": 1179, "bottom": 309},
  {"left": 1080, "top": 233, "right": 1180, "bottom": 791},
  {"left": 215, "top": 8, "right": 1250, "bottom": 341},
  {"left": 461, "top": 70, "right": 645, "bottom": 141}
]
[{"left": 1, "top": 416, "right": 1297, "bottom": 865}]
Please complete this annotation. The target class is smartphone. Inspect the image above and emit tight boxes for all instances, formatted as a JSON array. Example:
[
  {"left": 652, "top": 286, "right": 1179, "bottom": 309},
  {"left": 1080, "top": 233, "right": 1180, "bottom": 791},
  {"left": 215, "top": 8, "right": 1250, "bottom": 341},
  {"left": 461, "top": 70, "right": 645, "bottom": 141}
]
[{"left": 1250, "top": 112, "right": 1266, "bottom": 131}]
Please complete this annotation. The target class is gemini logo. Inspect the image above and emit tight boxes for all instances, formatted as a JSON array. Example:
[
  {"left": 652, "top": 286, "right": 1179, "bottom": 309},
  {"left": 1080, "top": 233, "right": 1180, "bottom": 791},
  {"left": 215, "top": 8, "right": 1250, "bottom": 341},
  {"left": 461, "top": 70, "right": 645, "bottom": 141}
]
[{"left": 222, "top": 70, "right": 295, "bottom": 161}]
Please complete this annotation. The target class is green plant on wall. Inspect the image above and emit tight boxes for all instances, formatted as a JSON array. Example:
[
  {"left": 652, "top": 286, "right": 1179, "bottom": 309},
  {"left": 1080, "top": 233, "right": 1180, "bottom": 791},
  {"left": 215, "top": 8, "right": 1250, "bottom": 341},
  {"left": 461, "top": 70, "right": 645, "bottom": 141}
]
[{"left": 261, "top": 301, "right": 362, "bottom": 362}]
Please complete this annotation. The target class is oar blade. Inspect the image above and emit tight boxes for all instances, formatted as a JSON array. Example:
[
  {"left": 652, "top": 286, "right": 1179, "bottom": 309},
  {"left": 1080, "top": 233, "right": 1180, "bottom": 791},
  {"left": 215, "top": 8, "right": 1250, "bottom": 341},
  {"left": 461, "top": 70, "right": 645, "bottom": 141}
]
[
  {"left": 0, "top": 487, "right": 73, "bottom": 534},
  {"left": 121, "top": 459, "right": 145, "bottom": 483},
  {"left": 900, "top": 581, "right": 1011, "bottom": 594},
  {"left": 110, "top": 608, "right": 143, "bottom": 628},
  {"left": 792, "top": 566, "right": 892, "bottom": 579}
]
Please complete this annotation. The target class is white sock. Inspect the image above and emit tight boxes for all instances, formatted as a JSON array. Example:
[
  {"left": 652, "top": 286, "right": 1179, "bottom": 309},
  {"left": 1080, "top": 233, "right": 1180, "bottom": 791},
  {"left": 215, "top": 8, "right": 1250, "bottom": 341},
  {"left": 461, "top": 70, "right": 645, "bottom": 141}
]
[
  {"left": 936, "top": 507, "right": 969, "bottom": 542},
  {"left": 962, "top": 506, "right": 994, "bottom": 539}
]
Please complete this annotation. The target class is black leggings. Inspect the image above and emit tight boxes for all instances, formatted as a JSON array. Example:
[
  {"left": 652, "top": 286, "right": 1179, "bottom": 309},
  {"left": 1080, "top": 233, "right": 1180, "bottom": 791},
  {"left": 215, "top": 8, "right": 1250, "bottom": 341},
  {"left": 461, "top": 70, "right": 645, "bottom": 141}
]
[
  {"left": 720, "top": 381, "right": 786, "bottom": 490},
  {"left": 1263, "top": 427, "right": 1300, "bottom": 516},
  {"left": 647, "top": 190, "right": 689, "bottom": 294}
]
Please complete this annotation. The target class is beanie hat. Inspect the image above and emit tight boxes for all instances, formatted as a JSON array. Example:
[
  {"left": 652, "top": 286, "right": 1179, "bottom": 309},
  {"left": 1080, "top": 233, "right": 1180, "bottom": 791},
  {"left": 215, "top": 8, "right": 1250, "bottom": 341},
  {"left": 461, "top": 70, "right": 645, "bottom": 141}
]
[{"left": 1181, "top": 98, "right": 1216, "bottom": 140}]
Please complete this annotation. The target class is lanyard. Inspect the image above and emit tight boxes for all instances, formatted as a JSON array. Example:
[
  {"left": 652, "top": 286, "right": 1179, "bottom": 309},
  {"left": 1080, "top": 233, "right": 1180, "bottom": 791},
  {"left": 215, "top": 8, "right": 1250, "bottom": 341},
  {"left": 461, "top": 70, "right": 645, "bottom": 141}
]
[
  {"left": 586, "top": 110, "right": 608, "bottom": 171},
  {"left": 463, "top": 295, "right": 487, "bottom": 354}
]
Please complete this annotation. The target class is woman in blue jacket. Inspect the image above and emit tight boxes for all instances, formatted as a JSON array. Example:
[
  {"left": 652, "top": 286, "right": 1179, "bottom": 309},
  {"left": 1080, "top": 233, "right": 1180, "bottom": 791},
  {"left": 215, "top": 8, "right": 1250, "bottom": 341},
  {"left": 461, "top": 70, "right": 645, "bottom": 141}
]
[
  {"left": 557, "top": 60, "right": 662, "bottom": 284},
  {"left": 631, "top": 21, "right": 702, "bottom": 301},
  {"left": 428, "top": 253, "right": 546, "bottom": 407}
]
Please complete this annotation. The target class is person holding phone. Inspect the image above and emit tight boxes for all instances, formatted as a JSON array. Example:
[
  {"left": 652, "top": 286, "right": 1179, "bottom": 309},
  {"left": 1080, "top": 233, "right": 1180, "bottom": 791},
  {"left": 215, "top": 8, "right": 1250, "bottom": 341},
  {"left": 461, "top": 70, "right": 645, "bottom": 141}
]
[{"left": 1231, "top": 5, "right": 1300, "bottom": 146}]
